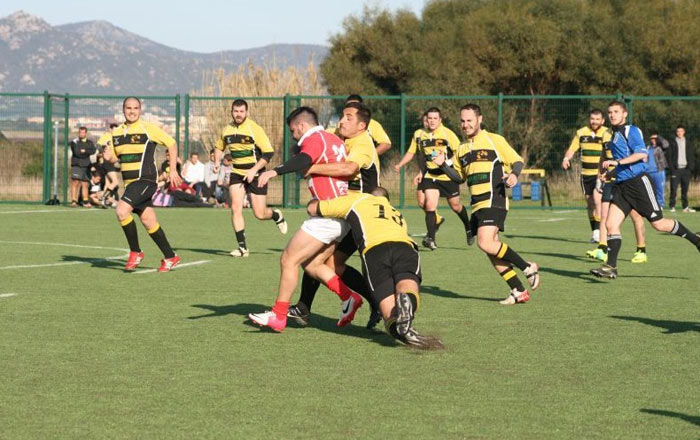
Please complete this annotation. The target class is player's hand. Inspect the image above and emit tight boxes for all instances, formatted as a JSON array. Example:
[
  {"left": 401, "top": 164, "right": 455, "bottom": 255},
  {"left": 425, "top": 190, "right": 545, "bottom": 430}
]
[
  {"left": 393, "top": 164, "right": 401, "bottom": 173},
  {"left": 595, "top": 178, "right": 604, "bottom": 194},
  {"left": 432, "top": 151, "right": 446, "bottom": 166},
  {"left": 601, "top": 160, "right": 617, "bottom": 169},
  {"left": 169, "top": 171, "right": 182, "bottom": 188},
  {"left": 413, "top": 173, "right": 422, "bottom": 186},
  {"left": 504, "top": 173, "right": 518, "bottom": 188},
  {"left": 257, "top": 170, "right": 277, "bottom": 187},
  {"left": 244, "top": 169, "right": 257, "bottom": 183},
  {"left": 561, "top": 158, "right": 570, "bottom": 170}
]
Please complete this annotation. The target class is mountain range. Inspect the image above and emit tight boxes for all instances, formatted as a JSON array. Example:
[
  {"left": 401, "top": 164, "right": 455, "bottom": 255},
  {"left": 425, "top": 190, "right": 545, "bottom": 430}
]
[{"left": 0, "top": 11, "right": 328, "bottom": 95}]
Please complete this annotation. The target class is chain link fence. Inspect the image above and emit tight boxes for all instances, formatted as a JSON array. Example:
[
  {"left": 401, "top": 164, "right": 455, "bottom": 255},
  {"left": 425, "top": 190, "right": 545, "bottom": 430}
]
[{"left": 2, "top": 92, "right": 698, "bottom": 209}]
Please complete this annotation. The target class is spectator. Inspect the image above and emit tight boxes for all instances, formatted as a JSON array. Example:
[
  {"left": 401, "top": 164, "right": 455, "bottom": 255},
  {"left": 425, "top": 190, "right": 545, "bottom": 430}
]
[
  {"left": 182, "top": 152, "right": 207, "bottom": 197},
  {"left": 647, "top": 133, "right": 668, "bottom": 209},
  {"left": 152, "top": 186, "right": 213, "bottom": 208},
  {"left": 160, "top": 157, "right": 193, "bottom": 194},
  {"left": 204, "top": 150, "right": 219, "bottom": 203},
  {"left": 70, "top": 126, "right": 96, "bottom": 207},
  {"left": 668, "top": 125, "right": 696, "bottom": 212},
  {"left": 87, "top": 168, "right": 116, "bottom": 208},
  {"left": 215, "top": 154, "right": 233, "bottom": 207}
]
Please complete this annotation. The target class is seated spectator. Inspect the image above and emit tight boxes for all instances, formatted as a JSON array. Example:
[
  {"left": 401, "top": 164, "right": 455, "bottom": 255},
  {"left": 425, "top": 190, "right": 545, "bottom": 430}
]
[
  {"left": 152, "top": 186, "right": 213, "bottom": 208},
  {"left": 87, "top": 169, "right": 115, "bottom": 208},
  {"left": 160, "top": 157, "right": 194, "bottom": 194},
  {"left": 204, "top": 150, "right": 219, "bottom": 203},
  {"left": 215, "top": 154, "right": 233, "bottom": 207},
  {"left": 182, "top": 152, "right": 207, "bottom": 198}
]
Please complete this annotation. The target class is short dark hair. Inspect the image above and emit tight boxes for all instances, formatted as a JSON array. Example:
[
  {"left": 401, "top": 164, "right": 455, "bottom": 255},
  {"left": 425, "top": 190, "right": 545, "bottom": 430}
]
[
  {"left": 608, "top": 100, "right": 627, "bottom": 111},
  {"left": 346, "top": 94, "right": 363, "bottom": 103},
  {"left": 223, "top": 153, "right": 232, "bottom": 161},
  {"left": 286, "top": 106, "right": 318, "bottom": 126},
  {"left": 232, "top": 99, "right": 248, "bottom": 110},
  {"left": 589, "top": 108, "right": 604, "bottom": 117},
  {"left": 425, "top": 107, "right": 442, "bottom": 117},
  {"left": 78, "top": 126, "right": 87, "bottom": 131},
  {"left": 109, "top": 123, "right": 119, "bottom": 129},
  {"left": 122, "top": 96, "right": 141, "bottom": 108},
  {"left": 344, "top": 101, "right": 371, "bottom": 127},
  {"left": 460, "top": 103, "right": 482, "bottom": 116},
  {"left": 370, "top": 186, "right": 390, "bottom": 200},
  {"left": 676, "top": 124, "right": 685, "bottom": 130}
]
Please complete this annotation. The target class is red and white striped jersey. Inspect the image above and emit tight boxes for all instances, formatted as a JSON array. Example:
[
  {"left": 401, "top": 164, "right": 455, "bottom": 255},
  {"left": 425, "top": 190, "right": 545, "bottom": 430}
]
[{"left": 298, "top": 126, "right": 349, "bottom": 200}]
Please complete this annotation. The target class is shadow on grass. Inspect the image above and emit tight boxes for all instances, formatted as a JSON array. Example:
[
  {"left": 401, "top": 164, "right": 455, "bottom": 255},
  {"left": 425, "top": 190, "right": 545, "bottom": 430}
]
[
  {"left": 611, "top": 316, "right": 700, "bottom": 334},
  {"left": 421, "top": 285, "right": 501, "bottom": 302},
  {"left": 188, "top": 303, "right": 398, "bottom": 347},
  {"left": 174, "top": 247, "right": 230, "bottom": 256},
  {"left": 504, "top": 233, "right": 589, "bottom": 244},
  {"left": 527, "top": 251, "right": 590, "bottom": 262},
  {"left": 61, "top": 255, "right": 126, "bottom": 271},
  {"left": 640, "top": 409, "right": 700, "bottom": 427},
  {"left": 539, "top": 266, "right": 605, "bottom": 283}
]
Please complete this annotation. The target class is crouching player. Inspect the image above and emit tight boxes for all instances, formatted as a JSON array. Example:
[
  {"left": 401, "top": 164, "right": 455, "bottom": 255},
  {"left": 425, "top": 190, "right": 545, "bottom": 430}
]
[{"left": 308, "top": 187, "right": 443, "bottom": 349}]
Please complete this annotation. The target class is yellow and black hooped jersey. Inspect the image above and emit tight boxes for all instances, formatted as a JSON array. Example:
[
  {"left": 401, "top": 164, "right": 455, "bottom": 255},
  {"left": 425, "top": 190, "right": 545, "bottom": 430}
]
[
  {"left": 111, "top": 120, "right": 175, "bottom": 187},
  {"left": 454, "top": 130, "right": 523, "bottom": 212},
  {"left": 215, "top": 118, "right": 273, "bottom": 177},
  {"left": 567, "top": 126, "right": 611, "bottom": 176},
  {"left": 318, "top": 192, "right": 414, "bottom": 255},
  {"left": 345, "top": 131, "right": 380, "bottom": 193},
  {"left": 407, "top": 125, "right": 461, "bottom": 181}
]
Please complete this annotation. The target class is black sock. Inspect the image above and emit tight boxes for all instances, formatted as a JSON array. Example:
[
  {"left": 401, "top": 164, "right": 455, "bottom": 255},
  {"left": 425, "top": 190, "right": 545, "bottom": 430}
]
[
  {"left": 456, "top": 205, "right": 470, "bottom": 228},
  {"left": 671, "top": 220, "right": 700, "bottom": 245},
  {"left": 235, "top": 229, "right": 247, "bottom": 249},
  {"left": 589, "top": 216, "right": 600, "bottom": 231},
  {"left": 425, "top": 211, "right": 437, "bottom": 240},
  {"left": 636, "top": 246, "right": 646, "bottom": 253},
  {"left": 298, "top": 272, "right": 321, "bottom": 312},
  {"left": 271, "top": 210, "right": 281, "bottom": 222},
  {"left": 149, "top": 224, "right": 175, "bottom": 259},
  {"left": 120, "top": 217, "right": 140, "bottom": 252},
  {"left": 499, "top": 267, "right": 525, "bottom": 291},
  {"left": 341, "top": 266, "right": 374, "bottom": 309},
  {"left": 607, "top": 235, "right": 622, "bottom": 267},
  {"left": 496, "top": 243, "right": 529, "bottom": 271}
]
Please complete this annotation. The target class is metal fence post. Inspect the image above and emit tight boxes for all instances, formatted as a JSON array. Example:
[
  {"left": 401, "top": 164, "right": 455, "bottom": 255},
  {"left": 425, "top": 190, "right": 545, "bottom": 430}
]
[
  {"left": 282, "top": 94, "right": 290, "bottom": 207},
  {"left": 399, "top": 93, "right": 406, "bottom": 208},
  {"left": 498, "top": 92, "right": 504, "bottom": 135},
  {"left": 175, "top": 94, "right": 182, "bottom": 157},
  {"left": 292, "top": 95, "right": 302, "bottom": 207},
  {"left": 63, "top": 94, "right": 69, "bottom": 204},
  {"left": 183, "top": 94, "right": 190, "bottom": 159},
  {"left": 42, "top": 91, "right": 51, "bottom": 203}
]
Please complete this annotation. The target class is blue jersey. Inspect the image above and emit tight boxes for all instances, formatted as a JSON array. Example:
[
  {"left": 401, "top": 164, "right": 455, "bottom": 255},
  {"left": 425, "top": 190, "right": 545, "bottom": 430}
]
[{"left": 607, "top": 124, "right": 647, "bottom": 182}]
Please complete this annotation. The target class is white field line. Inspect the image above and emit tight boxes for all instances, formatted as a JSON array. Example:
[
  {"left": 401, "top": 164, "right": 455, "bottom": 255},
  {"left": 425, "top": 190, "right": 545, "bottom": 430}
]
[
  {"left": 133, "top": 260, "right": 211, "bottom": 274},
  {"left": 0, "top": 209, "right": 101, "bottom": 215},
  {"left": 0, "top": 241, "right": 129, "bottom": 270},
  {"left": 0, "top": 293, "right": 17, "bottom": 299},
  {"left": 537, "top": 218, "right": 567, "bottom": 222}
]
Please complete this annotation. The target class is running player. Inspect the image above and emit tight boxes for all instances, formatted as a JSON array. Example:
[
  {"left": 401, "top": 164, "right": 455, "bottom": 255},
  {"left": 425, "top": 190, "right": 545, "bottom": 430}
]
[
  {"left": 590, "top": 101, "right": 700, "bottom": 279},
  {"left": 102, "top": 97, "right": 180, "bottom": 272},
  {"left": 437, "top": 103, "right": 540, "bottom": 304},
  {"left": 308, "top": 187, "right": 443, "bottom": 349},
  {"left": 213, "top": 99, "right": 287, "bottom": 257},
  {"left": 412, "top": 112, "right": 445, "bottom": 231},
  {"left": 248, "top": 107, "right": 365, "bottom": 332},
  {"left": 394, "top": 107, "right": 472, "bottom": 250},
  {"left": 562, "top": 109, "right": 609, "bottom": 242}
]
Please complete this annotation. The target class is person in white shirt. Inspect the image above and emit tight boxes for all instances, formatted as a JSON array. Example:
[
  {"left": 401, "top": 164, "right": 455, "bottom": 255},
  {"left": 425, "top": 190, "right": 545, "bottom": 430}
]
[{"left": 182, "top": 152, "right": 206, "bottom": 197}]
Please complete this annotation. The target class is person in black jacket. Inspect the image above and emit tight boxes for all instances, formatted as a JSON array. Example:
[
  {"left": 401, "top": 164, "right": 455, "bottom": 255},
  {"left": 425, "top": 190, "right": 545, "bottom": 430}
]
[
  {"left": 70, "top": 126, "right": 96, "bottom": 207},
  {"left": 668, "top": 125, "right": 696, "bottom": 212}
]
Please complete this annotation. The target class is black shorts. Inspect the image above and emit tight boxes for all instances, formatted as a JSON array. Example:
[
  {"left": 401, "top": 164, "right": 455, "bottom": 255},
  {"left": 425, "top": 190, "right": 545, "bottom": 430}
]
[
  {"left": 229, "top": 173, "right": 267, "bottom": 195},
  {"left": 602, "top": 182, "right": 614, "bottom": 203},
  {"left": 418, "top": 177, "right": 460, "bottom": 198},
  {"left": 102, "top": 161, "right": 119, "bottom": 174},
  {"left": 361, "top": 242, "right": 422, "bottom": 303},
  {"left": 469, "top": 207, "right": 507, "bottom": 237},
  {"left": 336, "top": 232, "right": 357, "bottom": 257},
  {"left": 71, "top": 166, "right": 90, "bottom": 182},
  {"left": 121, "top": 180, "right": 157, "bottom": 214},
  {"left": 581, "top": 175, "right": 597, "bottom": 196},
  {"left": 611, "top": 174, "right": 663, "bottom": 222}
]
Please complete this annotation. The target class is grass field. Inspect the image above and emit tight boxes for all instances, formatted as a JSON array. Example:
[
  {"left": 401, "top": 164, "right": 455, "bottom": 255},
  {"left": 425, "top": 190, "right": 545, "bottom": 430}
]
[{"left": 1, "top": 205, "right": 699, "bottom": 439}]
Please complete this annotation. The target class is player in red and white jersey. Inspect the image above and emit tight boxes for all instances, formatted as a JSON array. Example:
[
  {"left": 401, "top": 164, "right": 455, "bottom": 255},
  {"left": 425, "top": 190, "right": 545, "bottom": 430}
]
[{"left": 248, "top": 107, "right": 366, "bottom": 332}]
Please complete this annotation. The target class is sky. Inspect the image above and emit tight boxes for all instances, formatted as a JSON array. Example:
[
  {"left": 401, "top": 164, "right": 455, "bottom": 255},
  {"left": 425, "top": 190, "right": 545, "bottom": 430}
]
[{"left": 1, "top": 0, "right": 425, "bottom": 53}]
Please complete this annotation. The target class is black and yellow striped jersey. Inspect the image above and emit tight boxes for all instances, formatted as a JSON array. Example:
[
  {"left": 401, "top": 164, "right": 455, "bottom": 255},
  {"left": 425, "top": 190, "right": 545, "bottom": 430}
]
[
  {"left": 407, "top": 125, "right": 461, "bottom": 181},
  {"left": 453, "top": 130, "right": 523, "bottom": 212},
  {"left": 567, "top": 126, "right": 611, "bottom": 176},
  {"left": 318, "top": 192, "right": 414, "bottom": 255},
  {"left": 111, "top": 120, "right": 175, "bottom": 187},
  {"left": 327, "top": 119, "right": 391, "bottom": 148},
  {"left": 215, "top": 118, "right": 273, "bottom": 176},
  {"left": 345, "top": 131, "right": 380, "bottom": 193}
]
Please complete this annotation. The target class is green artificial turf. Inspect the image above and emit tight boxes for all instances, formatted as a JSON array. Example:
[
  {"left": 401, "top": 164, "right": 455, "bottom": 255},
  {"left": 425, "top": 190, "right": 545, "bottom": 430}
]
[{"left": 1, "top": 205, "right": 698, "bottom": 439}]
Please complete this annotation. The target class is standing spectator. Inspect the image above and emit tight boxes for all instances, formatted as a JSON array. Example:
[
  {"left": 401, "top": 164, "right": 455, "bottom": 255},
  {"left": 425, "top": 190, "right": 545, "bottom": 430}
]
[
  {"left": 647, "top": 133, "right": 668, "bottom": 209},
  {"left": 668, "top": 125, "right": 696, "bottom": 212},
  {"left": 181, "top": 152, "right": 206, "bottom": 197},
  {"left": 70, "top": 126, "right": 96, "bottom": 207}
]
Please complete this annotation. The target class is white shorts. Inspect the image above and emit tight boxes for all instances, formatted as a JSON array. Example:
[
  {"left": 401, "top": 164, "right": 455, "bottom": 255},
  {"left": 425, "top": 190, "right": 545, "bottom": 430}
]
[{"left": 301, "top": 217, "right": 350, "bottom": 245}]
